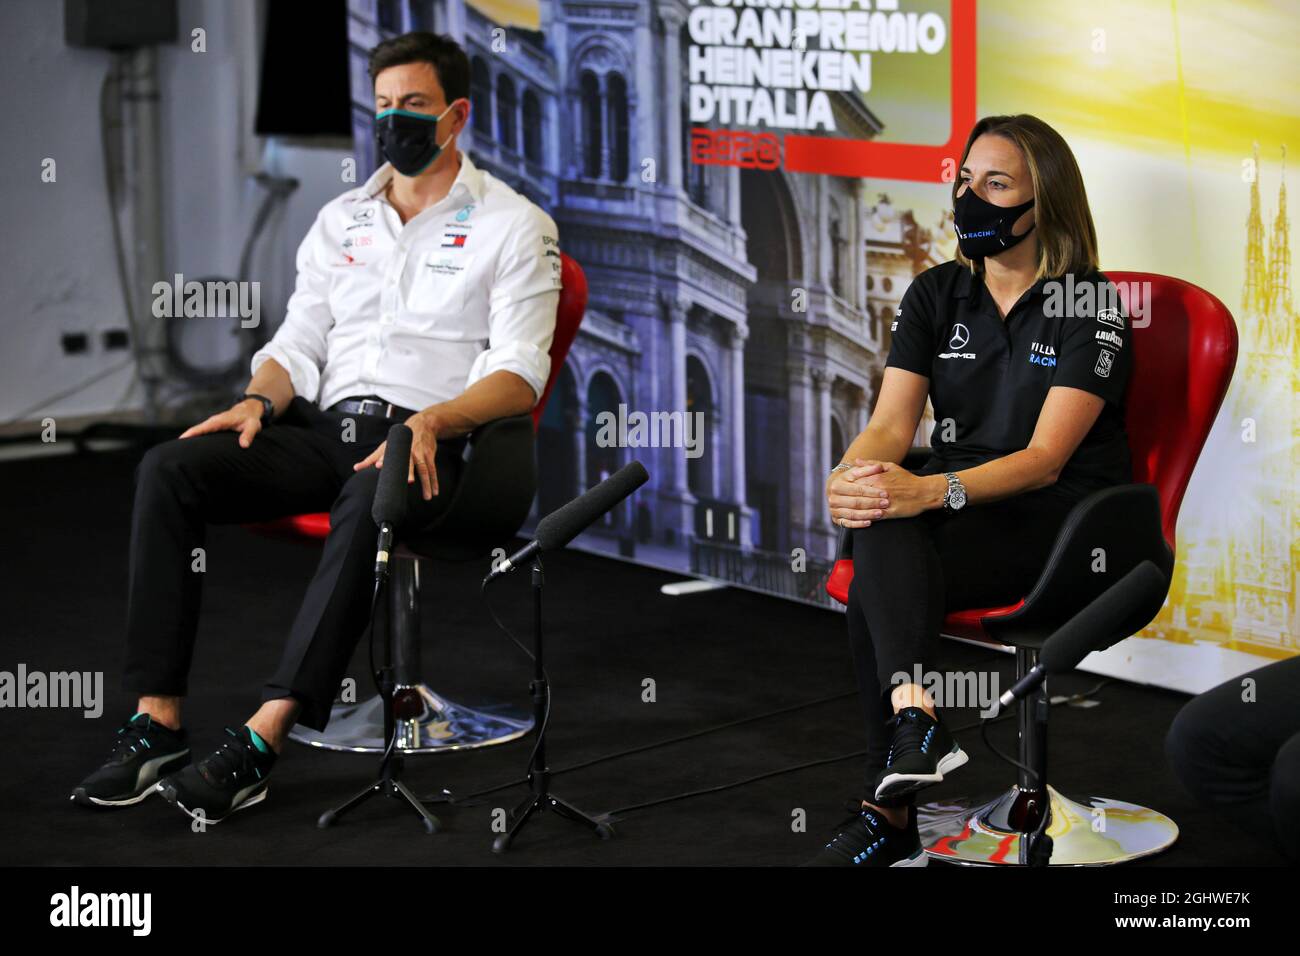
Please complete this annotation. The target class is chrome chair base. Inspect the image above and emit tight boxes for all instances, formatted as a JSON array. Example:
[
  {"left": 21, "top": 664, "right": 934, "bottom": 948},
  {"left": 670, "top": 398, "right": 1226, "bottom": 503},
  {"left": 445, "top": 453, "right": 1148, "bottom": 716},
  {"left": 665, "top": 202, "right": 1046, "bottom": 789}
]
[
  {"left": 289, "top": 684, "right": 533, "bottom": 753},
  {"left": 918, "top": 785, "right": 1179, "bottom": 866}
]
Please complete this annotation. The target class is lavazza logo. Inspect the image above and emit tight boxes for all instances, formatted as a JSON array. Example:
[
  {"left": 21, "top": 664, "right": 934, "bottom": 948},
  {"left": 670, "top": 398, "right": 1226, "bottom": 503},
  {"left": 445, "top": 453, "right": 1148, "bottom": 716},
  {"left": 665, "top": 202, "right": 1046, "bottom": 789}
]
[{"left": 1095, "top": 327, "right": 1124, "bottom": 350}]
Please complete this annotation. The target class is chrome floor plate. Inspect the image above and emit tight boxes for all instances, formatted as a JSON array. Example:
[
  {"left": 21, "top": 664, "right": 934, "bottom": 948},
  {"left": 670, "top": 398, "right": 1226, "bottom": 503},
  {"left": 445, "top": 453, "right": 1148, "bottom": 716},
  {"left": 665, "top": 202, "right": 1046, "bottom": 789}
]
[{"left": 919, "top": 785, "right": 1179, "bottom": 866}]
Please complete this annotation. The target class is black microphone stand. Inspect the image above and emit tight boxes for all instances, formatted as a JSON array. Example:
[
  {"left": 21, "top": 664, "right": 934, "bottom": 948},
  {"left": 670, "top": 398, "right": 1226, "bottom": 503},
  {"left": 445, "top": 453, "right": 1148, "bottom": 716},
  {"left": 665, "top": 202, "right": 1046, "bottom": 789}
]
[
  {"left": 492, "top": 554, "right": 614, "bottom": 852},
  {"left": 317, "top": 560, "right": 442, "bottom": 835}
]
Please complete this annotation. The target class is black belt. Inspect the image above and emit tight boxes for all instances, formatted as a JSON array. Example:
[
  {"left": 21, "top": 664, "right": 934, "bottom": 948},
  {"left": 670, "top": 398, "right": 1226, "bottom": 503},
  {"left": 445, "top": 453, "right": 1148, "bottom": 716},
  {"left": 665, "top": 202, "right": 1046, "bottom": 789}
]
[{"left": 327, "top": 396, "right": 417, "bottom": 420}]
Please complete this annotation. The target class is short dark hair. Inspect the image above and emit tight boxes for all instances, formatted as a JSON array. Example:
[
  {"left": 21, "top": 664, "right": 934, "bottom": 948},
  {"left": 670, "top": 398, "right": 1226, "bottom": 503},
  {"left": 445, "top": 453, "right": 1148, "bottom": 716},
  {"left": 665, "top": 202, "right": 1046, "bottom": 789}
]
[{"left": 368, "top": 31, "right": 469, "bottom": 105}]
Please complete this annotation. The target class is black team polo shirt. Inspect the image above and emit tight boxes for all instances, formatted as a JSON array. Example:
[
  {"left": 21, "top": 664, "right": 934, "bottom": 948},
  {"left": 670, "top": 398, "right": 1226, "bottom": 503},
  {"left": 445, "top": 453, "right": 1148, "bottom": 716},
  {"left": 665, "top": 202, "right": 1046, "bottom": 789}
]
[{"left": 885, "top": 260, "right": 1133, "bottom": 502}]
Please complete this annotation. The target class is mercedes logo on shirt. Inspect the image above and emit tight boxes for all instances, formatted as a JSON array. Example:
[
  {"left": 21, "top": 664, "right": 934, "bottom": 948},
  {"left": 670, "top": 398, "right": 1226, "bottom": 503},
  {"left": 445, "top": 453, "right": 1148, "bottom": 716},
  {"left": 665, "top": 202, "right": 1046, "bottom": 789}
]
[{"left": 949, "top": 323, "right": 970, "bottom": 350}]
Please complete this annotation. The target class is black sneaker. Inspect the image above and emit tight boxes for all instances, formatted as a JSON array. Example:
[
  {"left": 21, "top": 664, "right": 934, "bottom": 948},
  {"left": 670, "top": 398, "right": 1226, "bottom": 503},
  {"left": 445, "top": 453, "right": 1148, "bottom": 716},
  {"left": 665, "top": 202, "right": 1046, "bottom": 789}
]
[
  {"left": 873, "top": 706, "right": 968, "bottom": 802},
  {"left": 805, "top": 803, "right": 927, "bottom": 867},
  {"left": 156, "top": 726, "right": 276, "bottom": 824},
  {"left": 71, "top": 712, "right": 190, "bottom": 808}
]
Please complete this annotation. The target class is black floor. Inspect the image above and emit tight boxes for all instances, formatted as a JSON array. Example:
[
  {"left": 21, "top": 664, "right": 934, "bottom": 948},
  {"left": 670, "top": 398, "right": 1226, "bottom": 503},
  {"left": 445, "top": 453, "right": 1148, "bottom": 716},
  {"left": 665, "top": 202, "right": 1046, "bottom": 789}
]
[{"left": 0, "top": 445, "right": 1286, "bottom": 867}]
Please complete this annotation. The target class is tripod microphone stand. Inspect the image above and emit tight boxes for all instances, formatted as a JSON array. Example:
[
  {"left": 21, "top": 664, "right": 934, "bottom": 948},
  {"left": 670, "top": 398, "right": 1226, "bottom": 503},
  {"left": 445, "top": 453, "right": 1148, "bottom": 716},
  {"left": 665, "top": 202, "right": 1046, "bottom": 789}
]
[
  {"left": 317, "top": 423, "right": 443, "bottom": 834},
  {"left": 316, "top": 577, "right": 443, "bottom": 834},
  {"left": 492, "top": 554, "right": 614, "bottom": 853}
]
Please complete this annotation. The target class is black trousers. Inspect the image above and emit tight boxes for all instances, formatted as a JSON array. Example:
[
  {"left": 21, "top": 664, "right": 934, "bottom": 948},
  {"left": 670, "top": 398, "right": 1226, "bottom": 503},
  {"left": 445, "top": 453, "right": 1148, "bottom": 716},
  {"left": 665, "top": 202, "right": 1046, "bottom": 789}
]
[
  {"left": 845, "top": 476, "right": 1076, "bottom": 799},
  {"left": 1165, "top": 656, "right": 1300, "bottom": 863},
  {"left": 121, "top": 397, "right": 466, "bottom": 730}
]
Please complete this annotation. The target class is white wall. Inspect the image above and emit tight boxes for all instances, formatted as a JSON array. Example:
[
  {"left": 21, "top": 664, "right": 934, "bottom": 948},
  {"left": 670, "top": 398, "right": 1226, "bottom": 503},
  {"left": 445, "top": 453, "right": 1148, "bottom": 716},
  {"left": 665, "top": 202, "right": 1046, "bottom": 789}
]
[{"left": 0, "top": 0, "right": 353, "bottom": 429}]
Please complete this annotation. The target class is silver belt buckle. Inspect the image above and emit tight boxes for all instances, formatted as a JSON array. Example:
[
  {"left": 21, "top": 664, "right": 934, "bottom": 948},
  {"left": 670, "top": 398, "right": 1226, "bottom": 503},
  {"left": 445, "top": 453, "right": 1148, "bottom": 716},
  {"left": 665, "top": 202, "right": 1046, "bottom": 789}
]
[{"left": 358, "top": 398, "right": 387, "bottom": 417}]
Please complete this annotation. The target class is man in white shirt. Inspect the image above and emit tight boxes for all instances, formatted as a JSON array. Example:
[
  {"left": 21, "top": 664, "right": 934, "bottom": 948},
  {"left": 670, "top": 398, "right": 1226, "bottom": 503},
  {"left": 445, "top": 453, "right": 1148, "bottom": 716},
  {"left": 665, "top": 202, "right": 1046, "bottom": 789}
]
[{"left": 71, "top": 32, "right": 561, "bottom": 822}]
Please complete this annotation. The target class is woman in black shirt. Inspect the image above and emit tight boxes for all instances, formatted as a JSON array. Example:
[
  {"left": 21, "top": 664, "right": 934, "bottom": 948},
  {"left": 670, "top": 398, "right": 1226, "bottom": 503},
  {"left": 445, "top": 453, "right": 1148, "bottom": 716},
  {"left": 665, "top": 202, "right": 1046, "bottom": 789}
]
[{"left": 811, "top": 114, "right": 1133, "bottom": 866}]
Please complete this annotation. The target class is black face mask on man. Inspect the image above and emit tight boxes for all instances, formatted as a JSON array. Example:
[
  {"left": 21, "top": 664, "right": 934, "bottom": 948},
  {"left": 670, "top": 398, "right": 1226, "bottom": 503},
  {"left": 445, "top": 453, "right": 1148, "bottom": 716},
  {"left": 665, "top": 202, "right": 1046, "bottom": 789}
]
[
  {"left": 374, "top": 101, "right": 459, "bottom": 177},
  {"left": 952, "top": 187, "right": 1036, "bottom": 259}
]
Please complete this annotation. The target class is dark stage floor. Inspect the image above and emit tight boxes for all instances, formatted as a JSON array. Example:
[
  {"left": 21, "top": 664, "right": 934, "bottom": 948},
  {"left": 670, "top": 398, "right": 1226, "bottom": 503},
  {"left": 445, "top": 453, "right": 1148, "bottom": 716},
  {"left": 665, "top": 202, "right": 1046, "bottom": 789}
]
[{"left": 0, "top": 445, "right": 1286, "bottom": 867}]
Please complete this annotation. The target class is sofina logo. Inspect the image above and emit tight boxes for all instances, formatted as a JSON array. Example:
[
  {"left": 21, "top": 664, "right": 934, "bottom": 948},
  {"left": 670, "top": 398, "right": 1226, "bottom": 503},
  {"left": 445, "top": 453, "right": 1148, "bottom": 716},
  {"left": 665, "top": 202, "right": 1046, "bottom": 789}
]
[{"left": 455, "top": 204, "right": 475, "bottom": 222}]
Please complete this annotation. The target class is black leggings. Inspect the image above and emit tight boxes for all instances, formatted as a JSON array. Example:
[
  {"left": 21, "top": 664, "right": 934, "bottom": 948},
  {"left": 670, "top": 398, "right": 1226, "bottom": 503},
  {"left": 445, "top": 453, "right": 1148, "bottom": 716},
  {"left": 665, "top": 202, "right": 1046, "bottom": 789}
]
[
  {"left": 1165, "top": 656, "right": 1300, "bottom": 863},
  {"left": 845, "top": 485, "right": 1076, "bottom": 796}
]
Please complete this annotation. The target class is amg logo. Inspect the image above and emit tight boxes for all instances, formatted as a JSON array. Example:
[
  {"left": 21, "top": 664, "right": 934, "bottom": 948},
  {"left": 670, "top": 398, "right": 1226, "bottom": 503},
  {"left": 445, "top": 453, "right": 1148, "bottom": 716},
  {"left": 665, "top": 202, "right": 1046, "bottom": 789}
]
[{"left": 938, "top": 352, "right": 976, "bottom": 360}]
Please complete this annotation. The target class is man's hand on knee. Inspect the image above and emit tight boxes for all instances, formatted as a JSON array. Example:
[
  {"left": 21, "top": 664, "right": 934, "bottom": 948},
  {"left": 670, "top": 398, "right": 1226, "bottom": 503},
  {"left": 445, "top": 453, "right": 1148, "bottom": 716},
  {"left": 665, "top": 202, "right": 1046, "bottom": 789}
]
[{"left": 179, "top": 399, "right": 265, "bottom": 448}]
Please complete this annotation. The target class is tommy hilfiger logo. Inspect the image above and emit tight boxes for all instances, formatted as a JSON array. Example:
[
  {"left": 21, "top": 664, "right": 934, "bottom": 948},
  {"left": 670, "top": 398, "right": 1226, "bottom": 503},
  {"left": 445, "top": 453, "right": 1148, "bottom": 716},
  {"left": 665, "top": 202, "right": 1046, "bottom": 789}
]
[{"left": 441, "top": 232, "right": 468, "bottom": 248}]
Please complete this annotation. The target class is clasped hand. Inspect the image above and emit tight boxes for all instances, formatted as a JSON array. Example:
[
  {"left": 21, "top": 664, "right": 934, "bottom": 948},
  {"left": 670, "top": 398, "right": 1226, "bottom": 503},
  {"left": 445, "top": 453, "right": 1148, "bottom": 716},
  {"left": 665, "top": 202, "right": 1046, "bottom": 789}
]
[{"left": 825, "top": 458, "right": 937, "bottom": 527}]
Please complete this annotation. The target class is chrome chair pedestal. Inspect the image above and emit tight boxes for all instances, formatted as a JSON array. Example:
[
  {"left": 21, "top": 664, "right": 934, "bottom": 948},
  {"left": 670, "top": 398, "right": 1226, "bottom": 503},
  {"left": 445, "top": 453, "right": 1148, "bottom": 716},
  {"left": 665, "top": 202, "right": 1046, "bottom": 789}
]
[
  {"left": 289, "top": 555, "right": 533, "bottom": 753},
  {"left": 915, "top": 647, "right": 1177, "bottom": 866},
  {"left": 919, "top": 785, "right": 1180, "bottom": 865}
]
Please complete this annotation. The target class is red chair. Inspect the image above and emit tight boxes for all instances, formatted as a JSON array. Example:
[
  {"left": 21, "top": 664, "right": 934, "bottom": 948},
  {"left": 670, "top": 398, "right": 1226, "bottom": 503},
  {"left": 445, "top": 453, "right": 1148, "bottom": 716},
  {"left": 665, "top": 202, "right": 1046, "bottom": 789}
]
[
  {"left": 825, "top": 272, "right": 1238, "bottom": 864},
  {"left": 268, "top": 252, "right": 587, "bottom": 754}
]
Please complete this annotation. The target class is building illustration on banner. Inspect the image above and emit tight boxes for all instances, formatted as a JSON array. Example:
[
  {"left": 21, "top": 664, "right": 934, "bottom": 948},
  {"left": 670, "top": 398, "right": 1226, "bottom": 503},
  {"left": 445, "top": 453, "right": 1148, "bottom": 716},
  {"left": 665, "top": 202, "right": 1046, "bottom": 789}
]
[
  {"left": 1161, "top": 145, "right": 1297, "bottom": 659},
  {"left": 347, "top": 0, "right": 947, "bottom": 606}
]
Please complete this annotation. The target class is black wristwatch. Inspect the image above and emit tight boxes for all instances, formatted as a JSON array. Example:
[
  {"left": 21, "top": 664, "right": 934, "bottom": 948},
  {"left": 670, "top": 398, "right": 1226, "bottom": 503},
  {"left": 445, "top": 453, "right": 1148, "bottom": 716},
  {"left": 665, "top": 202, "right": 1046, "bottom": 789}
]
[{"left": 242, "top": 393, "right": 275, "bottom": 425}]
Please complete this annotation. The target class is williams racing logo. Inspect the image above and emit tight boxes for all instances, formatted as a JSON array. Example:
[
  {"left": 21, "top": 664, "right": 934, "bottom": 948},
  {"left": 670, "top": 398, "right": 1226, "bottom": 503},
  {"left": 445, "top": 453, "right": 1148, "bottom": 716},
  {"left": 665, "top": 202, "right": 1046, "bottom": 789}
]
[{"left": 1028, "top": 341, "right": 1056, "bottom": 367}]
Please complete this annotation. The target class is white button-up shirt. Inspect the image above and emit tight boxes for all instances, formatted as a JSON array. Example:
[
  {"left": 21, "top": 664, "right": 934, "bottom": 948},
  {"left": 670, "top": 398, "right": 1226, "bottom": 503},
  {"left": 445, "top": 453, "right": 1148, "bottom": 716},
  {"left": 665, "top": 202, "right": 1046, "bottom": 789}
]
[{"left": 252, "top": 151, "right": 561, "bottom": 413}]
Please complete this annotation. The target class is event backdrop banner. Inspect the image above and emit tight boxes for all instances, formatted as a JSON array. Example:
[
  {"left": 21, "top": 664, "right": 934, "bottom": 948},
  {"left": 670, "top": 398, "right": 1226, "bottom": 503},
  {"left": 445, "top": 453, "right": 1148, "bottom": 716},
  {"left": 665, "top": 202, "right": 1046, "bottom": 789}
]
[{"left": 341, "top": 0, "right": 1299, "bottom": 693}]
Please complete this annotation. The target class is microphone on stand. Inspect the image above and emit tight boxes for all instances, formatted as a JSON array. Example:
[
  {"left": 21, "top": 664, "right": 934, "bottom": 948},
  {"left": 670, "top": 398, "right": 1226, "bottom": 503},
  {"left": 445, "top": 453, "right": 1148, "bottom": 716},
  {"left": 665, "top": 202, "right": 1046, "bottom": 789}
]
[
  {"left": 484, "top": 461, "right": 650, "bottom": 584},
  {"left": 996, "top": 560, "right": 1168, "bottom": 711},
  {"left": 371, "top": 423, "right": 413, "bottom": 583}
]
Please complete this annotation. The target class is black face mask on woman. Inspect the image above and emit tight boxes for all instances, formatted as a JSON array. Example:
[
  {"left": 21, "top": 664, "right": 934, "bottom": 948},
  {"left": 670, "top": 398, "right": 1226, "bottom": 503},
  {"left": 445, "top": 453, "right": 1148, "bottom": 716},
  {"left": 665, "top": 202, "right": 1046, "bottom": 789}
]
[
  {"left": 952, "top": 187, "right": 1036, "bottom": 259},
  {"left": 374, "top": 101, "right": 458, "bottom": 177}
]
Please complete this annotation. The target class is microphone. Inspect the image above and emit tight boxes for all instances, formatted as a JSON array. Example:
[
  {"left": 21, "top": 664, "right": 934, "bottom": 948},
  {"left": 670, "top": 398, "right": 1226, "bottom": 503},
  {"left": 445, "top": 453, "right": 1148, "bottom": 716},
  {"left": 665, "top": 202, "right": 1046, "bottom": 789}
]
[
  {"left": 996, "top": 560, "right": 1167, "bottom": 710},
  {"left": 371, "top": 423, "right": 413, "bottom": 582},
  {"left": 485, "top": 461, "right": 650, "bottom": 583}
]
